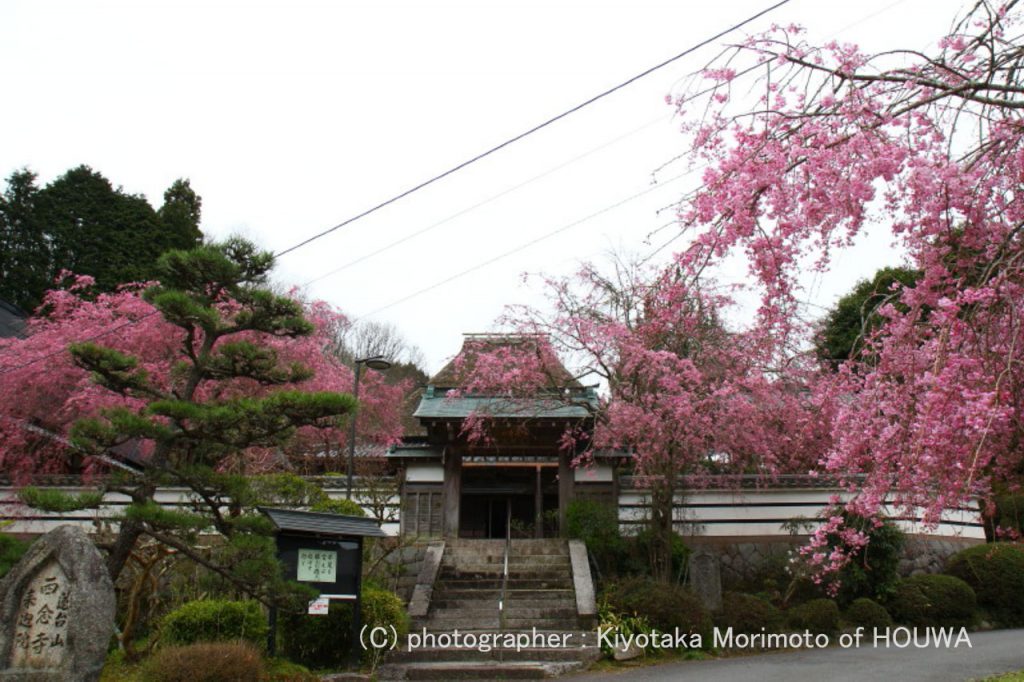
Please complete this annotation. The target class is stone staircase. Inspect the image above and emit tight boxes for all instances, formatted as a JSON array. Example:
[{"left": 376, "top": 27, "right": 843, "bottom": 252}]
[{"left": 380, "top": 539, "right": 599, "bottom": 680}]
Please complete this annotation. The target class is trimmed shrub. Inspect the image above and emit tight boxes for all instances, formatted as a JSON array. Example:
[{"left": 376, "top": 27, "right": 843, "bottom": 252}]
[
  {"left": 602, "top": 576, "right": 712, "bottom": 643},
  {"left": 786, "top": 598, "right": 840, "bottom": 635},
  {"left": 310, "top": 497, "right": 366, "bottom": 517},
  {"left": 888, "top": 574, "right": 976, "bottom": 628},
  {"left": 844, "top": 597, "right": 893, "bottom": 631},
  {"left": 281, "top": 583, "right": 408, "bottom": 669},
  {"left": 161, "top": 599, "right": 267, "bottom": 649},
  {"left": 945, "top": 543, "right": 1024, "bottom": 626},
  {"left": 361, "top": 584, "right": 411, "bottom": 669},
  {"left": 141, "top": 641, "right": 265, "bottom": 682},
  {"left": 715, "top": 592, "right": 784, "bottom": 635},
  {"left": 281, "top": 600, "right": 353, "bottom": 669}
]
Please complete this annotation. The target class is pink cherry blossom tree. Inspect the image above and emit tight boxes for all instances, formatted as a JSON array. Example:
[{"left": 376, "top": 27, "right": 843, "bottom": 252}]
[
  {"left": 0, "top": 239, "right": 404, "bottom": 599},
  {"left": 665, "top": 0, "right": 1024, "bottom": 575},
  {"left": 458, "top": 258, "right": 823, "bottom": 581}
]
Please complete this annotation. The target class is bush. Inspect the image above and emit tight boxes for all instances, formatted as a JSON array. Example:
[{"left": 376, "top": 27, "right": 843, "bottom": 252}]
[
  {"left": 988, "top": 494, "right": 1024, "bottom": 540},
  {"left": 602, "top": 576, "right": 712, "bottom": 643},
  {"left": 715, "top": 592, "right": 784, "bottom": 635},
  {"left": 161, "top": 599, "right": 267, "bottom": 649},
  {"left": 361, "top": 584, "right": 410, "bottom": 669},
  {"left": 566, "top": 499, "right": 624, "bottom": 575},
  {"left": 801, "top": 508, "right": 904, "bottom": 606},
  {"left": 620, "top": 529, "right": 691, "bottom": 582},
  {"left": 844, "top": 597, "right": 893, "bottom": 631},
  {"left": 141, "top": 642, "right": 265, "bottom": 682},
  {"left": 281, "top": 600, "right": 353, "bottom": 669},
  {"left": 887, "top": 574, "right": 976, "bottom": 628},
  {"left": 786, "top": 598, "right": 840, "bottom": 635},
  {"left": 945, "top": 543, "right": 1024, "bottom": 626},
  {"left": 310, "top": 497, "right": 366, "bottom": 517},
  {"left": 280, "top": 583, "right": 408, "bottom": 669},
  {"left": 0, "top": 533, "right": 29, "bottom": 579}
]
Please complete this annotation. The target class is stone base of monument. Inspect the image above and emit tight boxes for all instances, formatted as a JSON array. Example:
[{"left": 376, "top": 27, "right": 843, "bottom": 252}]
[{"left": 0, "top": 526, "right": 116, "bottom": 682}]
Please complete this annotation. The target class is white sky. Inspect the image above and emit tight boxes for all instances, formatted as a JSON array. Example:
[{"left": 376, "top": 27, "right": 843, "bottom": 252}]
[{"left": 0, "top": 0, "right": 967, "bottom": 373}]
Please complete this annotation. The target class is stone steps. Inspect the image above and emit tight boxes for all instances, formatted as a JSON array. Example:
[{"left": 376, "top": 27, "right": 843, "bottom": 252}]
[
  {"left": 435, "top": 588, "right": 573, "bottom": 601},
  {"left": 439, "top": 570, "right": 570, "bottom": 580},
  {"left": 386, "top": 539, "right": 591, "bottom": 679},
  {"left": 432, "top": 578, "right": 574, "bottom": 590}
]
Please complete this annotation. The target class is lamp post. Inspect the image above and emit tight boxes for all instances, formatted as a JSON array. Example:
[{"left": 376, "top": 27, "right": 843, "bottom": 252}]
[{"left": 346, "top": 355, "right": 392, "bottom": 499}]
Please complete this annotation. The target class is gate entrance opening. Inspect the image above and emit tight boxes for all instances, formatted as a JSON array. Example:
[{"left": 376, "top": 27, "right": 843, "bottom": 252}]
[{"left": 459, "top": 465, "right": 558, "bottom": 538}]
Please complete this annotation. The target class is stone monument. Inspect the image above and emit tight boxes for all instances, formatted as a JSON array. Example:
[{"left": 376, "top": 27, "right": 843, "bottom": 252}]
[
  {"left": 689, "top": 548, "right": 723, "bottom": 612},
  {"left": 0, "top": 525, "right": 116, "bottom": 682}
]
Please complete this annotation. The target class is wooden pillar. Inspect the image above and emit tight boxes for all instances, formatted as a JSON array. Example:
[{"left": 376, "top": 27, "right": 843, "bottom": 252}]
[
  {"left": 534, "top": 465, "right": 543, "bottom": 538},
  {"left": 442, "top": 450, "right": 462, "bottom": 538},
  {"left": 558, "top": 453, "right": 574, "bottom": 537}
]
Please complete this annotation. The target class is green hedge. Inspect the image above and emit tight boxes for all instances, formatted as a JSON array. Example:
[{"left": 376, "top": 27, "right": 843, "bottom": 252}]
[
  {"left": 310, "top": 498, "right": 366, "bottom": 517},
  {"left": 281, "top": 584, "right": 408, "bottom": 669},
  {"left": 602, "top": 576, "right": 712, "bottom": 643},
  {"left": 888, "top": 574, "right": 976, "bottom": 628},
  {"left": 844, "top": 597, "right": 893, "bottom": 631},
  {"left": 714, "top": 592, "right": 784, "bottom": 635},
  {"left": 161, "top": 599, "right": 267, "bottom": 650},
  {"left": 945, "top": 543, "right": 1024, "bottom": 626},
  {"left": 786, "top": 598, "right": 840, "bottom": 636}
]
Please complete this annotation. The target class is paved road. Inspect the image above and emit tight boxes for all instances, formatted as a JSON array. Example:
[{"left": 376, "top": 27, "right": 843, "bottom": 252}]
[{"left": 575, "top": 629, "right": 1024, "bottom": 682}]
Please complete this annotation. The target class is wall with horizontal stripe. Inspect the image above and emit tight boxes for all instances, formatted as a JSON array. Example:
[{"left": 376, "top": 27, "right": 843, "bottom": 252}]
[{"left": 1, "top": 478, "right": 985, "bottom": 542}]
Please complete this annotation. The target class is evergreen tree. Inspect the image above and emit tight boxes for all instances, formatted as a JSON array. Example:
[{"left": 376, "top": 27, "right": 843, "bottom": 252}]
[
  {"left": 158, "top": 178, "right": 203, "bottom": 252},
  {"left": 37, "top": 165, "right": 166, "bottom": 290},
  {"left": 815, "top": 267, "right": 921, "bottom": 369},
  {"left": 17, "top": 238, "right": 357, "bottom": 607},
  {"left": 0, "top": 169, "right": 48, "bottom": 312},
  {"left": 0, "top": 166, "right": 208, "bottom": 309}
]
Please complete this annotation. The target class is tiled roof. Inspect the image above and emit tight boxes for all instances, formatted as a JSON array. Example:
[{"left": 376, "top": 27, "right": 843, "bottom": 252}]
[
  {"left": 259, "top": 507, "right": 387, "bottom": 537},
  {"left": 387, "top": 442, "right": 444, "bottom": 459},
  {"left": 413, "top": 393, "right": 596, "bottom": 420},
  {"left": 429, "top": 334, "right": 581, "bottom": 389}
]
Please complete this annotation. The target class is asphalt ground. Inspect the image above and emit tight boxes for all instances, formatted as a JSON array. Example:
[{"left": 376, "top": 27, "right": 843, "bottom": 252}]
[{"left": 575, "top": 628, "right": 1024, "bottom": 681}]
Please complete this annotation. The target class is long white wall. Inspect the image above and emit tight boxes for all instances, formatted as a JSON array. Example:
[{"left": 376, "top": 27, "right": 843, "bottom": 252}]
[
  {"left": 618, "top": 487, "right": 986, "bottom": 540},
  {"left": 0, "top": 482, "right": 986, "bottom": 541},
  {"left": 0, "top": 484, "right": 403, "bottom": 537}
]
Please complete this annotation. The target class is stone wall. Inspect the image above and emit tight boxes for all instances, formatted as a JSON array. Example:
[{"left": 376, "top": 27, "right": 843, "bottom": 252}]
[
  {"left": 686, "top": 534, "right": 983, "bottom": 589},
  {"left": 687, "top": 537, "right": 800, "bottom": 590},
  {"left": 897, "top": 536, "right": 979, "bottom": 577}
]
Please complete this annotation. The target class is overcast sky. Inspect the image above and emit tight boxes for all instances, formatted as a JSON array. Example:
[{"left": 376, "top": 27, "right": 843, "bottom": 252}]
[{"left": 1, "top": 0, "right": 967, "bottom": 372}]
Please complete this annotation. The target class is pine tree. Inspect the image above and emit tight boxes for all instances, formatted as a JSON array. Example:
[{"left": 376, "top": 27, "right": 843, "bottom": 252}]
[{"left": 20, "top": 238, "right": 356, "bottom": 607}]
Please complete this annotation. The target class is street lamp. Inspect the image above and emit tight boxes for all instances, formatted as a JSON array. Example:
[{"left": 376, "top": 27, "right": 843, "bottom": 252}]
[{"left": 346, "top": 355, "right": 392, "bottom": 499}]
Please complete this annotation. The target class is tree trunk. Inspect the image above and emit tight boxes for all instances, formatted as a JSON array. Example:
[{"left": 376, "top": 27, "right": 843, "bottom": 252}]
[
  {"left": 106, "top": 517, "right": 144, "bottom": 581},
  {"left": 650, "top": 480, "right": 675, "bottom": 583}
]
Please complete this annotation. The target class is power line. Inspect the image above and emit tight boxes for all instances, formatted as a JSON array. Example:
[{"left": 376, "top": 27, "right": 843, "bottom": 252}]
[
  {"left": 0, "top": 1, "right": 794, "bottom": 377},
  {"left": 304, "top": 0, "right": 916, "bottom": 292},
  {"left": 273, "top": 0, "right": 793, "bottom": 260},
  {"left": 302, "top": 114, "right": 672, "bottom": 287},
  {"left": 353, "top": 170, "right": 699, "bottom": 321}
]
